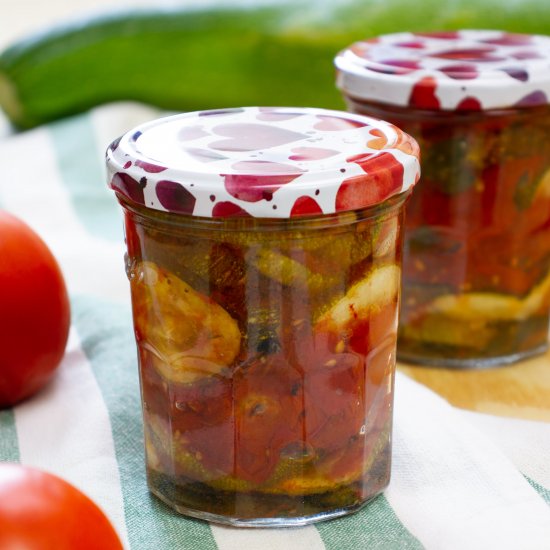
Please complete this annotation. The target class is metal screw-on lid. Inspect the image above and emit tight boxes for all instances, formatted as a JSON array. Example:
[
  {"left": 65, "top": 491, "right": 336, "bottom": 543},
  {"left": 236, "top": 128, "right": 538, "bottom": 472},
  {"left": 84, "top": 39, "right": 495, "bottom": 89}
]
[
  {"left": 106, "top": 107, "right": 420, "bottom": 218},
  {"left": 335, "top": 30, "right": 550, "bottom": 111}
]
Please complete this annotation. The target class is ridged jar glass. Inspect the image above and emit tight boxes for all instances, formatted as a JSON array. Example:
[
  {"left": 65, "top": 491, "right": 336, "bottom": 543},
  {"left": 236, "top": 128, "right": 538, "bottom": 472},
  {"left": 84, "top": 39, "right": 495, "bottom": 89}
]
[{"left": 107, "top": 107, "right": 420, "bottom": 526}]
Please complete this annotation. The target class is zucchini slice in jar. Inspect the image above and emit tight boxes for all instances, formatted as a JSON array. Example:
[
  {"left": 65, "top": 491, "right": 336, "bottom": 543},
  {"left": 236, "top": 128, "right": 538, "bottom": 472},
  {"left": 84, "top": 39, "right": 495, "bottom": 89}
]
[{"left": 131, "top": 261, "right": 241, "bottom": 383}]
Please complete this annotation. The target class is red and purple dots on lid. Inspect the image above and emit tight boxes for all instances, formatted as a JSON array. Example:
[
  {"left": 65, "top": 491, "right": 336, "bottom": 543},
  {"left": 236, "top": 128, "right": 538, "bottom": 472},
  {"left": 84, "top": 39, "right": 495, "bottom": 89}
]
[
  {"left": 335, "top": 30, "right": 550, "bottom": 111},
  {"left": 106, "top": 107, "right": 420, "bottom": 219}
]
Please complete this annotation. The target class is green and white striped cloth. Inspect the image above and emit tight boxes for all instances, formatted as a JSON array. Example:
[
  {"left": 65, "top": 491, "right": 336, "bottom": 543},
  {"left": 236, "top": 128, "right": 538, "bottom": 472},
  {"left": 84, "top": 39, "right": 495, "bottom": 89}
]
[{"left": 1, "top": 103, "right": 550, "bottom": 550}]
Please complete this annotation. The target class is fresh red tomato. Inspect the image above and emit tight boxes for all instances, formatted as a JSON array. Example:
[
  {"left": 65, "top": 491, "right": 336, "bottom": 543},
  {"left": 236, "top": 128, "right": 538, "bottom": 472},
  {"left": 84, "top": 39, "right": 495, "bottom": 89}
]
[
  {"left": 0, "top": 463, "right": 123, "bottom": 549},
  {"left": 0, "top": 211, "right": 70, "bottom": 407}
]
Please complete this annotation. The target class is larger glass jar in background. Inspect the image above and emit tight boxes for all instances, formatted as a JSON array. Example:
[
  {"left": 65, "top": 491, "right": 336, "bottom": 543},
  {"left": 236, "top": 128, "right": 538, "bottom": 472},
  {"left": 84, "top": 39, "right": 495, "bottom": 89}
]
[
  {"left": 336, "top": 30, "right": 550, "bottom": 367},
  {"left": 106, "top": 107, "right": 420, "bottom": 526}
]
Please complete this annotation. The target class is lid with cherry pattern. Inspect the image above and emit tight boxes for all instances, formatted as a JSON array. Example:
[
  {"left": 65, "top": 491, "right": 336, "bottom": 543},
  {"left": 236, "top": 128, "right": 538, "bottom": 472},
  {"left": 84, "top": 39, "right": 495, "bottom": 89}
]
[
  {"left": 106, "top": 107, "right": 420, "bottom": 218},
  {"left": 335, "top": 30, "right": 550, "bottom": 111}
]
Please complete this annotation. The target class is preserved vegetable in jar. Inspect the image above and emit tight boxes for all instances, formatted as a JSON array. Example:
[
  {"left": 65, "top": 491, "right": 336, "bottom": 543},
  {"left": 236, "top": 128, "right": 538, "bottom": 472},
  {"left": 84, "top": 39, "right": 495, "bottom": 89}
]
[
  {"left": 336, "top": 30, "right": 550, "bottom": 367},
  {"left": 107, "top": 107, "right": 420, "bottom": 526}
]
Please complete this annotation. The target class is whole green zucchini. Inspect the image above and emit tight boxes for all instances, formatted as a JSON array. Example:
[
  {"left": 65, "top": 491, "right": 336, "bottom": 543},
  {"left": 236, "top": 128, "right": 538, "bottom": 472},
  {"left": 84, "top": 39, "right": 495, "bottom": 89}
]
[{"left": 0, "top": 0, "right": 549, "bottom": 129}]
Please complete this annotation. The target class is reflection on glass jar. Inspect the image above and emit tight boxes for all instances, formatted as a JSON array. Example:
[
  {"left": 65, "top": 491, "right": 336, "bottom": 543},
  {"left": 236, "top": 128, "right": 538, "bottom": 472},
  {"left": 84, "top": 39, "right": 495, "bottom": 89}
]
[
  {"left": 336, "top": 30, "right": 550, "bottom": 367},
  {"left": 107, "top": 107, "right": 420, "bottom": 526}
]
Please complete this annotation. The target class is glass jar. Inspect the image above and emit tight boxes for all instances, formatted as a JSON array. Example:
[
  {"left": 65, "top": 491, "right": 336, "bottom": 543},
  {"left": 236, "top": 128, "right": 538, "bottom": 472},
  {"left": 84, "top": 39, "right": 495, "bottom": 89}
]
[
  {"left": 336, "top": 30, "right": 550, "bottom": 367},
  {"left": 106, "top": 107, "right": 420, "bottom": 526}
]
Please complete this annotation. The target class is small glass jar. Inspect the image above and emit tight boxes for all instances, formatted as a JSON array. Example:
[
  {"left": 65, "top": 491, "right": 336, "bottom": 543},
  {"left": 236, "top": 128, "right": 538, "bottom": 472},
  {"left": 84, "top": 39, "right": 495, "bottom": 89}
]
[
  {"left": 106, "top": 107, "right": 420, "bottom": 526},
  {"left": 336, "top": 30, "right": 550, "bottom": 367}
]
